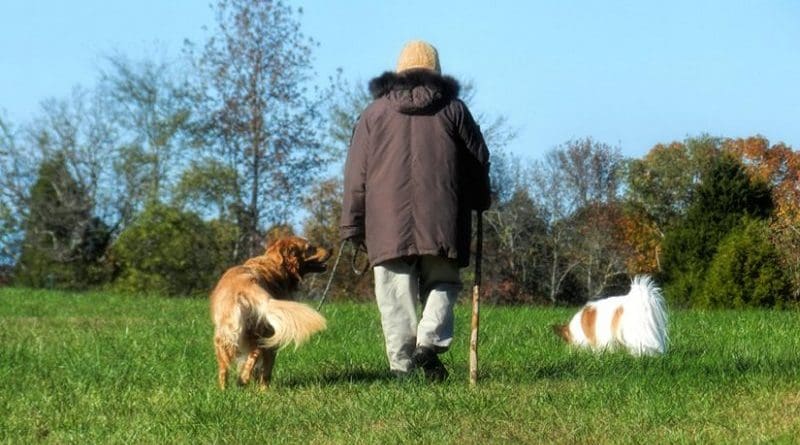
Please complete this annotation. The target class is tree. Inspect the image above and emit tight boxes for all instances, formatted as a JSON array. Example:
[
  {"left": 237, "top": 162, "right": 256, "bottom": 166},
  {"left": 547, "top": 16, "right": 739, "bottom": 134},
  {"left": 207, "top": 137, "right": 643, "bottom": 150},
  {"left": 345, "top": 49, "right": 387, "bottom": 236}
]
[
  {"left": 33, "top": 89, "right": 122, "bottom": 227},
  {"left": 487, "top": 148, "right": 526, "bottom": 207},
  {"left": 322, "top": 71, "right": 372, "bottom": 164},
  {"left": 617, "top": 203, "right": 662, "bottom": 274},
  {"left": 624, "top": 135, "right": 723, "bottom": 274},
  {"left": 530, "top": 138, "right": 625, "bottom": 303},
  {"left": 100, "top": 53, "right": 192, "bottom": 224},
  {"left": 187, "top": 0, "right": 330, "bottom": 258},
  {"left": 625, "top": 142, "right": 695, "bottom": 234},
  {"left": 15, "top": 153, "right": 110, "bottom": 288},
  {"left": 173, "top": 159, "right": 239, "bottom": 220},
  {"left": 529, "top": 149, "right": 581, "bottom": 303},
  {"left": 660, "top": 153, "right": 773, "bottom": 306},
  {"left": 570, "top": 201, "right": 630, "bottom": 299},
  {"left": 483, "top": 187, "right": 549, "bottom": 303},
  {"left": 557, "top": 139, "right": 626, "bottom": 298},
  {"left": 3, "top": 89, "right": 117, "bottom": 287},
  {"left": 0, "top": 115, "right": 25, "bottom": 267},
  {"left": 473, "top": 147, "right": 550, "bottom": 303},
  {"left": 723, "top": 136, "right": 800, "bottom": 300}
]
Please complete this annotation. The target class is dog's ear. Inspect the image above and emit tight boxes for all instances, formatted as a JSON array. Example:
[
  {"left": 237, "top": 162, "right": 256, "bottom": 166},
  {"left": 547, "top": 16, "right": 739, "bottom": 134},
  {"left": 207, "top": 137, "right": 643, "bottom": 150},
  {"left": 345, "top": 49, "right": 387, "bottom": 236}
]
[
  {"left": 275, "top": 238, "right": 303, "bottom": 280},
  {"left": 282, "top": 247, "right": 302, "bottom": 281},
  {"left": 263, "top": 238, "right": 303, "bottom": 286},
  {"left": 265, "top": 239, "right": 286, "bottom": 267},
  {"left": 551, "top": 324, "right": 571, "bottom": 343}
]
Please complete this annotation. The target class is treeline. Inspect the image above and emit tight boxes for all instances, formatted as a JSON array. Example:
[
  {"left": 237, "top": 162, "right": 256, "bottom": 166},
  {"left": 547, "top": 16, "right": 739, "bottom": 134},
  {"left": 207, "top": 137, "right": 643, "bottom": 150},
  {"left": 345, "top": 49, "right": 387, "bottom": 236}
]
[
  {"left": 299, "top": 135, "right": 799, "bottom": 309},
  {"left": 1, "top": 0, "right": 336, "bottom": 293},
  {"left": 475, "top": 136, "right": 800, "bottom": 308},
  {"left": 2, "top": 1, "right": 799, "bottom": 308}
]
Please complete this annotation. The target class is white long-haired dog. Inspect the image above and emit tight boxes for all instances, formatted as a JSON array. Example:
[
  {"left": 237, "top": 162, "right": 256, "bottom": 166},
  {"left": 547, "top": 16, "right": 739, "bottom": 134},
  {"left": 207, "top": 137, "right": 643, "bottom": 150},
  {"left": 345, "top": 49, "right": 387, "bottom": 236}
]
[{"left": 552, "top": 275, "right": 668, "bottom": 356}]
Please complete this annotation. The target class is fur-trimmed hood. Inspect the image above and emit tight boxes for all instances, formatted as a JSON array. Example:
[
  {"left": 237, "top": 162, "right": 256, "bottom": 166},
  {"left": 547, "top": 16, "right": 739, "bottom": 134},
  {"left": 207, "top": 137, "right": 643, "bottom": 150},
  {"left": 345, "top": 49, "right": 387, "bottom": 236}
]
[{"left": 368, "top": 70, "right": 461, "bottom": 114}]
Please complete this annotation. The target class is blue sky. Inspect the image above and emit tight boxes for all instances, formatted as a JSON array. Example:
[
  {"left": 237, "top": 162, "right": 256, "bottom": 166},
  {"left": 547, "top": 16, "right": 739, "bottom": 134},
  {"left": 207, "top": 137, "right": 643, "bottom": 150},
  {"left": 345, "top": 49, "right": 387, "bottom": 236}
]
[{"left": 2, "top": 0, "right": 799, "bottom": 159}]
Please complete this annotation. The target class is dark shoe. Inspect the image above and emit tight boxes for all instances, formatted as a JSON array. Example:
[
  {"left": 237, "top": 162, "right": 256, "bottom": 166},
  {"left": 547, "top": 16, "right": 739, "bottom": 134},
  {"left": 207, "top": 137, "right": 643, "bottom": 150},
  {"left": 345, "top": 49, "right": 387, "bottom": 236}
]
[{"left": 412, "top": 346, "right": 448, "bottom": 382}]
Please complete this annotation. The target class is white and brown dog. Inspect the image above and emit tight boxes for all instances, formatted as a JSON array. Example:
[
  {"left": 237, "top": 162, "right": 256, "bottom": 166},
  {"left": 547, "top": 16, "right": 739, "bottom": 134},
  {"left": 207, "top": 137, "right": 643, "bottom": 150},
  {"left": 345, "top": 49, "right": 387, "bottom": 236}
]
[{"left": 552, "top": 275, "right": 668, "bottom": 356}]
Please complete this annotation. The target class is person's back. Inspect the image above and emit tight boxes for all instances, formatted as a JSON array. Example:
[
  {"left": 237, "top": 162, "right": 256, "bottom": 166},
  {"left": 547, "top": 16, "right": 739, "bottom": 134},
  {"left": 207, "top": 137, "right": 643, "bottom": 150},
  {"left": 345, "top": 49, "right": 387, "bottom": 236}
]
[{"left": 341, "top": 40, "right": 490, "bottom": 380}]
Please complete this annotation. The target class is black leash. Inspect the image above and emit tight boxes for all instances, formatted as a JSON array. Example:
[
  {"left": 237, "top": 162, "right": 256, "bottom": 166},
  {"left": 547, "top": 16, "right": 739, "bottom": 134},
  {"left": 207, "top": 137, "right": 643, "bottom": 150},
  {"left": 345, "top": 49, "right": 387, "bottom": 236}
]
[
  {"left": 349, "top": 241, "right": 370, "bottom": 276},
  {"left": 316, "top": 240, "right": 369, "bottom": 311}
]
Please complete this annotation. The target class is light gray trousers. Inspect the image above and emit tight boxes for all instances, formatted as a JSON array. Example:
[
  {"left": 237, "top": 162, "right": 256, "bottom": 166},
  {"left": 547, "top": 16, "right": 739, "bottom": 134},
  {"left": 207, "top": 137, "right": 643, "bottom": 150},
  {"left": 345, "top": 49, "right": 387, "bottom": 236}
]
[{"left": 373, "top": 255, "right": 462, "bottom": 373}]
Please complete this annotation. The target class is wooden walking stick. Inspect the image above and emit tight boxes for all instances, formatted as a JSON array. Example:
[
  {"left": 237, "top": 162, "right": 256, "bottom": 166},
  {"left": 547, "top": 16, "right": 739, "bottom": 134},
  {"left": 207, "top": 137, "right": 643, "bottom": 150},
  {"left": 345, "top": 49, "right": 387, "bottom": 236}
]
[{"left": 469, "top": 211, "right": 483, "bottom": 386}]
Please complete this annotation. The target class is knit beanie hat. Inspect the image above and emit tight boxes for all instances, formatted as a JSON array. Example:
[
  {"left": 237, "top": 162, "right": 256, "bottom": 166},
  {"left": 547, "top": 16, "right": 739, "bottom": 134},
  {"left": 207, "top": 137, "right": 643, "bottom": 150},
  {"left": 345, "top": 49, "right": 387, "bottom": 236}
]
[{"left": 396, "top": 40, "right": 441, "bottom": 74}]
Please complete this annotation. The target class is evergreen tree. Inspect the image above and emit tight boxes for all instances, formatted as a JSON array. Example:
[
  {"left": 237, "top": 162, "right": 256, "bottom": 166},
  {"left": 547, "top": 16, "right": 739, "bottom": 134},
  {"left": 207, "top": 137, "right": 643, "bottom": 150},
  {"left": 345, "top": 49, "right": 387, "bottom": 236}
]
[
  {"left": 15, "top": 153, "right": 110, "bottom": 288},
  {"left": 700, "top": 218, "right": 791, "bottom": 308},
  {"left": 660, "top": 154, "right": 772, "bottom": 306}
]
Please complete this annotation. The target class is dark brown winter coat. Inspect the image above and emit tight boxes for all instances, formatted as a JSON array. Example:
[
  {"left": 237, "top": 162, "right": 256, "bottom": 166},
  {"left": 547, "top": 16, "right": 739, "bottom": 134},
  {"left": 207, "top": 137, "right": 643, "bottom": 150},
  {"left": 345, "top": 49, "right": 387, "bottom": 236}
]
[{"left": 340, "top": 70, "right": 490, "bottom": 267}]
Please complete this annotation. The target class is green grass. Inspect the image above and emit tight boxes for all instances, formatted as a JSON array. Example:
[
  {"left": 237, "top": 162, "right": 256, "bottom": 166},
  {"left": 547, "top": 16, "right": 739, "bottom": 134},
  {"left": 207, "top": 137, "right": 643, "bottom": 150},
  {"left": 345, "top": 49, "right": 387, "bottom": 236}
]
[{"left": 1, "top": 287, "right": 799, "bottom": 444}]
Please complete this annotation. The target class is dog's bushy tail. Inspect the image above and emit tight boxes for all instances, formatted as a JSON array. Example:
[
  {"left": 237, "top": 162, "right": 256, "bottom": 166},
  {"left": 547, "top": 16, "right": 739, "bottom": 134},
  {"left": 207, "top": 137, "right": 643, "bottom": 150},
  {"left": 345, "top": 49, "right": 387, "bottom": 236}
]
[
  {"left": 258, "top": 299, "right": 327, "bottom": 350},
  {"left": 622, "top": 275, "right": 668, "bottom": 356}
]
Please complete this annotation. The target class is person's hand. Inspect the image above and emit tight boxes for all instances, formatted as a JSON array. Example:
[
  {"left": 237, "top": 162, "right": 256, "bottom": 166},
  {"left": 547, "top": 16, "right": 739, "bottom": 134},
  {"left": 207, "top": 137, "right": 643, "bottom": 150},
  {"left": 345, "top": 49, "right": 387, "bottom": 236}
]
[
  {"left": 346, "top": 235, "right": 365, "bottom": 250},
  {"left": 346, "top": 235, "right": 369, "bottom": 275}
]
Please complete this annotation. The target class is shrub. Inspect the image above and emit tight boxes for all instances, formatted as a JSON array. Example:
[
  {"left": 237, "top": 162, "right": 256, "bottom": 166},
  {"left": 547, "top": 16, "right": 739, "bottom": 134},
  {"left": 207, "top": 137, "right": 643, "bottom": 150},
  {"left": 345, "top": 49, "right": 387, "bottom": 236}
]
[
  {"left": 110, "top": 204, "right": 230, "bottom": 296},
  {"left": 700, "top": 218, "right": 791, "bottom": 309}
]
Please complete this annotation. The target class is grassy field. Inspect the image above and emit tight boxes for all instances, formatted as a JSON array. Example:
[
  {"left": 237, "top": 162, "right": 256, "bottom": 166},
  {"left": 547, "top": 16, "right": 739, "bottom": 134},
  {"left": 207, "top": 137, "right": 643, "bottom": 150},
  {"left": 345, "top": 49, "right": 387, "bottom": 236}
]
[{"left": 1, "top": 287, "right": 799, "bottom": 444}]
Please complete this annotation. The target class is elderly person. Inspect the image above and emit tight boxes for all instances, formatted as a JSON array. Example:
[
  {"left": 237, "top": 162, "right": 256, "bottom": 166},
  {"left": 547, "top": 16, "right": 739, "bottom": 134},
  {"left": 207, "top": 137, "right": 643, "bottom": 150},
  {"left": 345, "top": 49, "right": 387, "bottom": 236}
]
[{"left": 341, "top": 40, "right": 491, "bottom": 381}]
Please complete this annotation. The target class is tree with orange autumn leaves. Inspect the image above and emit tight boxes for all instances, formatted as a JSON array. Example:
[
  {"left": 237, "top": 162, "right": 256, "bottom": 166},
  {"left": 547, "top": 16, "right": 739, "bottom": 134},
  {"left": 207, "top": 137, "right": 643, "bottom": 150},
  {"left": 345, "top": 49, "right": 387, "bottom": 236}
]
[
  {"left": 624, "top": 135, "right": 799, "bottom": 303},
  {"left": 622, "top": 136, "right": 720, "bottom": 274}
]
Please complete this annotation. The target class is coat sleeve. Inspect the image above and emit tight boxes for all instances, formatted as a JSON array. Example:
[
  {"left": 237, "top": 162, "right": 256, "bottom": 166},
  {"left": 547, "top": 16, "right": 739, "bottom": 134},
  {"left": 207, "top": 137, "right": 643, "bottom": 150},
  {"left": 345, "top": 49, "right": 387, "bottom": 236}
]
[
  {"left": 340, "top": 114, "right": 369, "bottom": 242},
  {"left": 455, "top": 101, "right": 492, "bottom": 211}
]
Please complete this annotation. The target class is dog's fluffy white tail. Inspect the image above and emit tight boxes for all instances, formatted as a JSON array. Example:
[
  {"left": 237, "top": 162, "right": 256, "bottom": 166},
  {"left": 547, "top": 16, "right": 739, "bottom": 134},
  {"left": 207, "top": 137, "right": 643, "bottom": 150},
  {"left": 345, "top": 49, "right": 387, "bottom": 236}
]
[
  {"left": 621, "top": 275, "right": 668, "bottom": 356},
  {"left": 257, "top": 299, "right": 327, "bottom": 350}
]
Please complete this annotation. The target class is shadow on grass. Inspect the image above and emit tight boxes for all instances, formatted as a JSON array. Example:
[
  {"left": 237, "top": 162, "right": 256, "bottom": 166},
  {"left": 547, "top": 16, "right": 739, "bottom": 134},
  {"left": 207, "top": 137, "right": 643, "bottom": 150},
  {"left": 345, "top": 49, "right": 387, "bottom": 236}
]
[
  {"left": 281, "top": 368, "right": 396, "bottom": 388},
  {"left": 275, "top": 343, "right": 800, "bottom": 389}
]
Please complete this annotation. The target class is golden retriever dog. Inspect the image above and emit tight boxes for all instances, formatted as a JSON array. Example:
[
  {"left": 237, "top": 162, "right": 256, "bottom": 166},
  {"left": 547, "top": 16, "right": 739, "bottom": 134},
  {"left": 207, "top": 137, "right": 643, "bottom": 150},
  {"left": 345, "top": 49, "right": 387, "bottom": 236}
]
[{"left": 210, "top": 236, "right": 330, "bottom": 390}]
